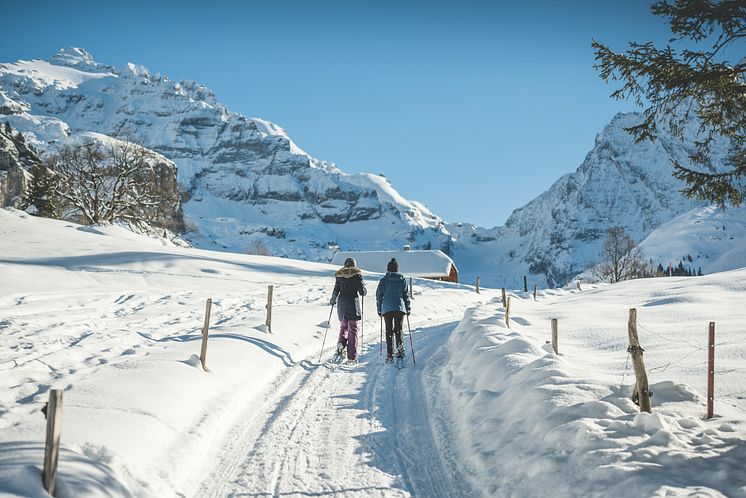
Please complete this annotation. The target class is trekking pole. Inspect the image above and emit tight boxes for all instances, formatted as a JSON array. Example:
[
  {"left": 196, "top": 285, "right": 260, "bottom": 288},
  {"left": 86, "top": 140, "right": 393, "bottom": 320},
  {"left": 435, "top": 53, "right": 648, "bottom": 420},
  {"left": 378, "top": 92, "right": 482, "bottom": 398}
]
[
  {"left": 319, "top": 303, "right": 335, "bottom": 363},
  {"left": 406, "top": 314, "right": 416, "bottom": 365},
  {"left": 361, "top": 295, "right": 364, "bottom": 349}
]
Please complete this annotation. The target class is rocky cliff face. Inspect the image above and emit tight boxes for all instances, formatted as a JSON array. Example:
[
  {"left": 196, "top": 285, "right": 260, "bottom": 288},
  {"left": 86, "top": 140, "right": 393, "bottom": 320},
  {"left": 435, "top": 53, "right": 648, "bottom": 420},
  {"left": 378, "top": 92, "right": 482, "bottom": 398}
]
[
  {"left": 0, "top": 123, "right": 38, "bottom": 208},
  {"left": 0, "top": 48, "right": 450, "bottom": 260},
  {"left": 0, "top": 51, "right": 184, "bottom": 232},
  {"left": 0, "top": 48, "right": 736, "bottom": 285},
  {"left": 451, "top": 109, "right": 732, "bottom": 288}
]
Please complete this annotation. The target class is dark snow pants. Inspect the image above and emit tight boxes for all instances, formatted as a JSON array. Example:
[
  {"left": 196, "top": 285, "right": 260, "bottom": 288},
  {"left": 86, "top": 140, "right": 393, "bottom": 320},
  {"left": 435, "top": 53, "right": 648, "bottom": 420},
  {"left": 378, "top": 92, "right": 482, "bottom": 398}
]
[{"left": 383, "top": 311, "right": 404, "bottom": 357}]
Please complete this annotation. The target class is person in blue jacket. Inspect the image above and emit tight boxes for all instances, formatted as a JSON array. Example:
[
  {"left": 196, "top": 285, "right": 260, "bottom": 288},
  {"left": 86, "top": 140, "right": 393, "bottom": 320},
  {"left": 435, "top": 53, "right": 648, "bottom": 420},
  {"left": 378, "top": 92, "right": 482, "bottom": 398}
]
[
  {"left": 330, "top": 257, "right": 367, "bottom": 363},
  {"left": 375, "top": 258, "right": 411, "bottom": 363}
]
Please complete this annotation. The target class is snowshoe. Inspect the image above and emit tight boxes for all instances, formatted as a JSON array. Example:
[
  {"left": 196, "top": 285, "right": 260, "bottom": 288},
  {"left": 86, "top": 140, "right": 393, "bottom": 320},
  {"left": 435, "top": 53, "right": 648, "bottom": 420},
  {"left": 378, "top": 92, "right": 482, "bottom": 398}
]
[
  {"left": 331, "top": 344, "right": 346, "bottom": 364},
  {"left": 385, "top": 356, "right": 394, "bottom": 364}
]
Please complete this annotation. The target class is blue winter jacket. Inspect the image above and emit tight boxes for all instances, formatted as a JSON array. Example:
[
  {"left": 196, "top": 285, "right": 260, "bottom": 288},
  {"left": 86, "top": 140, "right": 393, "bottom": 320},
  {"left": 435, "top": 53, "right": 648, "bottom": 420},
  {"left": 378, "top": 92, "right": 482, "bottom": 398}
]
[{"left": 376, "top": 272, "right": 411, "bottom": 315}]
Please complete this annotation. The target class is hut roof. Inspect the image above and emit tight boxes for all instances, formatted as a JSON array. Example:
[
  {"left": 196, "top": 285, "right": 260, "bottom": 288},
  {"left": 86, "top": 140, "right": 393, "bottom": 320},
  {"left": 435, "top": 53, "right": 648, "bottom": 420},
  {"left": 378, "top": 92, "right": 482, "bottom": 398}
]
[{"left": 331, "top": 250, "right": 456, "bottom": 278}]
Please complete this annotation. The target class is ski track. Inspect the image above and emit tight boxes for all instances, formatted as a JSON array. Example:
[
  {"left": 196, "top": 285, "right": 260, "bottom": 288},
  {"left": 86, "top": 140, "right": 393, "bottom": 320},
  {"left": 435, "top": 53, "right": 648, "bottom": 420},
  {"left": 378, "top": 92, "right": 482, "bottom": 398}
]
[{"left": 197, "top": 323, "right": 477, "bottom": 498}]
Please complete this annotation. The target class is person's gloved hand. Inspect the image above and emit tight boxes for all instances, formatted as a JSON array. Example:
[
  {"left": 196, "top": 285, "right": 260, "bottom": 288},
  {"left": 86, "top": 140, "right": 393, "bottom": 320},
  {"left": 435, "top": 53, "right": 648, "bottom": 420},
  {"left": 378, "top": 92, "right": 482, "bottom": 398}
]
[
  {"left": 378, "top": 312, "right": 382, "bottom": 317},
  {"left": 330, "top": 298, "right": 336, "bottom": 306}
]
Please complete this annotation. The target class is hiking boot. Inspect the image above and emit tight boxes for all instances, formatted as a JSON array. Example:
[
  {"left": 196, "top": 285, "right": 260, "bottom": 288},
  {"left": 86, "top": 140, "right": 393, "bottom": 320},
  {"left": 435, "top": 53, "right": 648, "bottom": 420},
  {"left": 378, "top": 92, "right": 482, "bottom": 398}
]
[
  {"left": 336, "top": 343, "right": 345, "bottom": 356},
  {"left": 385, "top": 355, "right": 394, "bottom": 364},
  {"left": 346, "top": 358, "right": 358, "bottom": 365},
  {"left": 395, "top": 345, "right": 405, "bottom": 359}
]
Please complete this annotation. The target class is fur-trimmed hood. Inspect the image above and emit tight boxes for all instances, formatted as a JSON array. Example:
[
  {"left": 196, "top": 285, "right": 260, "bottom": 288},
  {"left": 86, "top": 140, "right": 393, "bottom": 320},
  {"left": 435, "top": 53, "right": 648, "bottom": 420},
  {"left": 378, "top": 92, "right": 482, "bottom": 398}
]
[{"left": 335, "top": 266, "right": 362, "bottom": 278}]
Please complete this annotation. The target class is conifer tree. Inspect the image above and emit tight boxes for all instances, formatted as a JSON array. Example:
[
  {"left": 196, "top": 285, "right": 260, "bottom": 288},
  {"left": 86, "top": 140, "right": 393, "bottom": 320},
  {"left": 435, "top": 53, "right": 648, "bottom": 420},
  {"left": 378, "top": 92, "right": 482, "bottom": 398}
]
[
  {"left": 25, "top": 164, "right": 59, "bottom": 218},
  {"left": 593, "top": 1, "right": 746, "bottom": 207}
]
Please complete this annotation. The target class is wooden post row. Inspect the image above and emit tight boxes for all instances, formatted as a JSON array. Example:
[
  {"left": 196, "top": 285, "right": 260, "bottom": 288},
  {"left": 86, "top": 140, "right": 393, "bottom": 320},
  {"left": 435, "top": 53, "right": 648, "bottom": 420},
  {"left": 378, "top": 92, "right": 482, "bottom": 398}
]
[
  {"left": 551, "top": 318, "right": 558, "bottom": 354},
  {"left": 42, "top": 389, "right": 63, "bottom": 496},
  {"left": 707, "top": 322, "right": 715, "bottom": 419},
  {"left": 476, "top": 276, "right": 480, "bottom": 294},
  {"left": 505, "top": 297, "right": 511, "bottom": 329},
  {"left": 266, "top": 285, "right": 273, "bottom": 334},
  {"left": 501, "top": 288, "right": 507, "bottom": 309},
  {"left": 627, "top": 308, "right": 652, "bottom": 413},
  {"left": 200, "top": 298, "right": 212, "bottom": 371}
]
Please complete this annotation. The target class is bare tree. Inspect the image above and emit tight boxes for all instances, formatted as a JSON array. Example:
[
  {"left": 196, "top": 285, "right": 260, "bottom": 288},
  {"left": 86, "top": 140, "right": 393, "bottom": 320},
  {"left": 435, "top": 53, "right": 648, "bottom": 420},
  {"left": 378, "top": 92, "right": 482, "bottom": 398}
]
[
  {"left": 594, "top": 227, "right": 651, "bottom": 283},
  {"left": 48, "top": 139, "right": 167, "bottom": 227},
  {"left": 246, "top": 239, "right": 272, "bottom": 256}
]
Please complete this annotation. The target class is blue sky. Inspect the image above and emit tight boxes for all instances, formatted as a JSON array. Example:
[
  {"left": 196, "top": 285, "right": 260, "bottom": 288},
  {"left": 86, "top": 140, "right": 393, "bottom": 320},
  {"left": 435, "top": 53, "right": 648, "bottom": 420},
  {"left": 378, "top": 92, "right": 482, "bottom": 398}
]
[{"left": 3, "top": 0, "right": 676, "bottom": 227}]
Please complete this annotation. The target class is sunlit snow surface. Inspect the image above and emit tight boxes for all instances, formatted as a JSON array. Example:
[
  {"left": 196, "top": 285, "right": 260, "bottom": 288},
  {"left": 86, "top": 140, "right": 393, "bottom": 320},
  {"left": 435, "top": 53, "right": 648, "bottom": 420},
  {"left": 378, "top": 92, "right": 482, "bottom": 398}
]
[{"left": 1, "top": 209, "right": 744, "bottom": 497}]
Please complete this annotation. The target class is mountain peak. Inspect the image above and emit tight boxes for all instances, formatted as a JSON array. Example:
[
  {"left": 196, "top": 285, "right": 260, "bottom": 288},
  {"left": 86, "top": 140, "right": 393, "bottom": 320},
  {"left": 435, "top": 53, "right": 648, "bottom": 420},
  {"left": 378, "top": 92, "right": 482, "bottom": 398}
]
[{"left": 49, "top": 47, "right": 112, "bottom": 73}]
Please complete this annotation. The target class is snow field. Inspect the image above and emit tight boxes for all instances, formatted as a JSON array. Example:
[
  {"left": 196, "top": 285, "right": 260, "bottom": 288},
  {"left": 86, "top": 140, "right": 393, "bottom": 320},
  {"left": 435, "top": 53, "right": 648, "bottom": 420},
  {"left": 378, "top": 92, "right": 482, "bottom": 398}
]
[
  {"left": 0, "top": 209, "right": 486, "bottom": 497},
  {"left": 430, "top": 277, "right": 746, "bottom": 497},
  {"left": 1, "top": 209, "right": 745, "bottom": 497}
]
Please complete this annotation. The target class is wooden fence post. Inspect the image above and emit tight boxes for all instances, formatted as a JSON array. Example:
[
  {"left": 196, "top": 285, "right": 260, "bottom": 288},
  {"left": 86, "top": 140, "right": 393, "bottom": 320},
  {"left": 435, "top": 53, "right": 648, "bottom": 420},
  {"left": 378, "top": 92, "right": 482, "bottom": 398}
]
[
  {"left": 551, "top": 318, "right": 558, "bottom": 354},
  {"left": 501, "top": 288, "right": 507, "bottom": 308},
  {"left": 533, "top": 284, "right": 537, "bottom": 301},
  {"left": 266, "top": 285, "right": 273, "bottom": 334},
  {"left": 476, "top": 276, "right": 480, "bottom": 294},
  {"left": 505, "top": 297, "right": 511, "bottom": 328},
  {"left": 42, "top": 389, "right": 63, "bottom": 496},
  {"left": 523, "top": 275, "right": 528, "bottom": 292},
  {"left": 627, "top": 308, "right": 651, "bottom": 413},
  {"left": 200, "top": 298, "right": 212, "bottom": 371},
  {"left": 707, "top": 321, "right": 715, "bottom": 419},
  {"left": 576, "top": 281, "right": 581, "bottom": 291},
  {"left": 409, "top": 277, "right": 413, "bottom": 299}
]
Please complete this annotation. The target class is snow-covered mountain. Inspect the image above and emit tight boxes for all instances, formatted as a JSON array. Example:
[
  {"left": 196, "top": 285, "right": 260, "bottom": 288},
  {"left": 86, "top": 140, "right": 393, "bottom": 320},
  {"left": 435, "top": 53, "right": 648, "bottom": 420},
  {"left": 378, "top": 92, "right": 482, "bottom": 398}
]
[
  {"left": 449, "top": 111, "right": 739, "bottom": 288},
  {"left": 1, "top": 48, "right": 743, "bottom": 286},
  {"left": 639, "top": 204, "right": 746, "bottom": 276},
  {"left": 0, "top": 48, "right": 451, "bottom": 261}
]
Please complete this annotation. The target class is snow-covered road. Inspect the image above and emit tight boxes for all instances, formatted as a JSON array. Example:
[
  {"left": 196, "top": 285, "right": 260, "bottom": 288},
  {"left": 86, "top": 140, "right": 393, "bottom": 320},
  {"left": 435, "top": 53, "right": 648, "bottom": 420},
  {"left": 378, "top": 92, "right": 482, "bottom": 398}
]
[{"left": 198, "top": 322, "right": 477, "bottom": 498}]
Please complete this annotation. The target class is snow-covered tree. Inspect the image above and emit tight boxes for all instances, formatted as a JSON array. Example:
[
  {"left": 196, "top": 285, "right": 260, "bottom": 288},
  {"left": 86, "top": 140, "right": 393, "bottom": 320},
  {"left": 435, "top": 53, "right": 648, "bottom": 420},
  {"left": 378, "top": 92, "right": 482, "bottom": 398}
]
[
  {"left": 47, "top": 139, "right": 167, "bottom": 227},
  {"left": 25, "top": 164, "right": 60, "bottom": 218}
]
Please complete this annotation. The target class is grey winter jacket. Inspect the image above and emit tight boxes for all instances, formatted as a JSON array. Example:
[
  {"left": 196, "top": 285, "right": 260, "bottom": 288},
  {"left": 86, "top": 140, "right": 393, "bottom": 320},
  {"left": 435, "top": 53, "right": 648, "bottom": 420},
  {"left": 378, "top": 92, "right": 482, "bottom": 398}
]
[
  {"left": 331, "top": 267, "right": 367, "bottom": 321},
  {"left": 376, "top": 272, "right": 411, "bottom": 315}
]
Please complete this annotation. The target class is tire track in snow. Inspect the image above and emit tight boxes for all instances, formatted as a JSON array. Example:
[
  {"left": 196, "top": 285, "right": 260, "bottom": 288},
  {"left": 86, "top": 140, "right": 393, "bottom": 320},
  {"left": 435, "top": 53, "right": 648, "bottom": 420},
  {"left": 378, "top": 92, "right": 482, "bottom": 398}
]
[{"left": 198, "top": 324, "right": 477, "bottom": 498}]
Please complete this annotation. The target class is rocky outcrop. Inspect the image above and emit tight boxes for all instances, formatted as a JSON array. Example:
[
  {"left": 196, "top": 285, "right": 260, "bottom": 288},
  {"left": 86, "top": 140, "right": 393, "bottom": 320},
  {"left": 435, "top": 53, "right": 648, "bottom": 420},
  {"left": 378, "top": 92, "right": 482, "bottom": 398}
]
[{"left": 0, "top": 123, "right": 38, "bottom": 208}]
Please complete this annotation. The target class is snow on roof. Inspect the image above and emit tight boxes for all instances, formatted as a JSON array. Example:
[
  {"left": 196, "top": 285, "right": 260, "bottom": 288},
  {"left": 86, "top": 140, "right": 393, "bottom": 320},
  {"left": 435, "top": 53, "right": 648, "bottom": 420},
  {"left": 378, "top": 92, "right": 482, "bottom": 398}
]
[{"left": 331, "top": 250, "right": 455, "bottom": 278}]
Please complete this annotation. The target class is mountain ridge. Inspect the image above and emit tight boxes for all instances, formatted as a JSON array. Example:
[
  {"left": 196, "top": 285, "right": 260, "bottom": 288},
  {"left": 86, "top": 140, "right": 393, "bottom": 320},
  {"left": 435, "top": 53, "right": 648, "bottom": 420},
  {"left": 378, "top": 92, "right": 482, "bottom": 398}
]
[{"left": 1, "top": 47, "right": 742, "bottom": 286}]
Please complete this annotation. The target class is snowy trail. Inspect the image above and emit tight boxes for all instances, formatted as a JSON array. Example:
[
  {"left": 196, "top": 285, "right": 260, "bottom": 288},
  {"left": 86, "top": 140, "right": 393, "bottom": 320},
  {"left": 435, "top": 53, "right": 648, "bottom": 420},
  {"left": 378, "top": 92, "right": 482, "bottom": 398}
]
[{"left": 197, "top": 323, "right": 477, "bottom": 498}]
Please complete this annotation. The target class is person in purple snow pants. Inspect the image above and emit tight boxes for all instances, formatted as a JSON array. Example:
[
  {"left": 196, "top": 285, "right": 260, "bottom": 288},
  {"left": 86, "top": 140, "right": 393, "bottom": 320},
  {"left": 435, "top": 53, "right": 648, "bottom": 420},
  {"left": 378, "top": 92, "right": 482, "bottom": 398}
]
[{"left": 330, "top": 257, "right": 367, "bottom": 364}]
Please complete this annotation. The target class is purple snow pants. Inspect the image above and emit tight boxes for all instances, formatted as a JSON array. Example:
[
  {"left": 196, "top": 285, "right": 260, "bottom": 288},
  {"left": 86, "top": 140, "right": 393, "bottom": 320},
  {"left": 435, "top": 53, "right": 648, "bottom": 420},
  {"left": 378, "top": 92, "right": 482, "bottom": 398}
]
[{"left": 337, "top": 319, "right": 359, "bottom": 360}]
